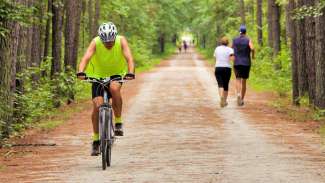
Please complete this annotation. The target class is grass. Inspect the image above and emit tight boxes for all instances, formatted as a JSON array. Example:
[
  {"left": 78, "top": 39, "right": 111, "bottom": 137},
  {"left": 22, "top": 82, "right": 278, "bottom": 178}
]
[
  {"left": 136, "top": 45, "right": 177, "bottom": 72},
  {"left": 37, "top": 120, "right": 65, "bottom": 131},
  {"left": 34, "top": 99, "right": 88, "bottom": 131},
  {"left": 269, "top": 96, "right": 325, "bottom": 122}
]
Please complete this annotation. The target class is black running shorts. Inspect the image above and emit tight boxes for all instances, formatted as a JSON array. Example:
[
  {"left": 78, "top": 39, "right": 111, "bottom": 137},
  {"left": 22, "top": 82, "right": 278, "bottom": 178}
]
[
  {"left": 215, "top": 67, "right": 232, "bottom": 91},
  {"left": 234, "top": 65, "right": 251, "bottom": 79}
]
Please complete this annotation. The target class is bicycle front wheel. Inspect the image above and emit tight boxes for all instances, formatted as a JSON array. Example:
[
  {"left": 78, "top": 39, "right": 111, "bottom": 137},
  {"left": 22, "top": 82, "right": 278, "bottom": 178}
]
[
  {"left": 106, "top": 107, "right": 113, "bottom": 167},
  {"left": 99, "top": 108, "right": 108, "bottom": 170}
]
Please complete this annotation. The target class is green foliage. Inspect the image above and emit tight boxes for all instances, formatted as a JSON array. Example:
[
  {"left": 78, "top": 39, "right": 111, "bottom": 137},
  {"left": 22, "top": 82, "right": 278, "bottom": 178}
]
[
  {"left": 313, "top": 109, "right": 325, "bottom": 121},
  {"left": 0, "top": 0, "right": 34, "bottom": 38},
  {"left": 10, "top": 58, "right": 84, "bottom": 134},
  {"left": 293, "top": 2, "right": 325, "bottom": 20},
  {"left": 250, "top": 46, "right": 292, "bottom": 96},
  {"left": 0, "top": 91, "right": 11, "bottom": 139}
]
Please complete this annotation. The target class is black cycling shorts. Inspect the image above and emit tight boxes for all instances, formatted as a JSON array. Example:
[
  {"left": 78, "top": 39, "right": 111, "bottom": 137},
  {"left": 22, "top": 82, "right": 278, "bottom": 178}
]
[
  {"left": 234, "top": 65, "right": 251, "bottom": 79},
  {"left": 215, "top": 67, "right": 232, "bottom": 91},
  {"left": 92, "top": 82, "right": 111, "bottom": 99}
]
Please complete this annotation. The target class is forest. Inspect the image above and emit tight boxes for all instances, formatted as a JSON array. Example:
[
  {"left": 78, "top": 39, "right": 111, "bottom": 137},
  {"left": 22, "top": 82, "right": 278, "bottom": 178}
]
[{"left": 0, "top": 0, "right": 325, "bottom": 140}]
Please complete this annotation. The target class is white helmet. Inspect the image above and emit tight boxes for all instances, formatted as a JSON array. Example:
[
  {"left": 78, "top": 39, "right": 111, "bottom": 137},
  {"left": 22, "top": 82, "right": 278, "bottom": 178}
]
[{"left": 98, "top": 22, "right": 118, "bottom": 42}]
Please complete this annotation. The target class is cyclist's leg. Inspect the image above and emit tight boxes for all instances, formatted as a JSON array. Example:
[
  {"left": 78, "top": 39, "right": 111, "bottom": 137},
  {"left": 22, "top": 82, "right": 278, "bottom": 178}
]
[
  {"left": 92, "top": 97, "right": 104, "bottom": 135},
  {"left": 109, "top": 81, "right": 123, "bottom": 122},
  {"left": 90, "top": 96, "right": 104, "bottom": 155}
]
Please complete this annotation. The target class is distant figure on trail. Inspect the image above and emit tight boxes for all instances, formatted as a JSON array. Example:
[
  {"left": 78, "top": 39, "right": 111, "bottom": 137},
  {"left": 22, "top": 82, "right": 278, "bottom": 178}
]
[
  {"left": 177, "top": 41, "right": 182, "bottom": 53},
  {"left": 183, "top": 40, "right": 188, "bottom": 53},
  {"left": 232, "top": 25, "right": 255, "bottom": 106},
  {"left": 214, "top": 36, "right": 235, "bottom": 107}
]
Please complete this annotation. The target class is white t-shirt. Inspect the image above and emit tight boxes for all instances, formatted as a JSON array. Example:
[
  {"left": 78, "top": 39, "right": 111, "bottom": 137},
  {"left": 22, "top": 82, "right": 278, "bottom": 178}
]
[{"left": 213, "top": 45, "right": 234, "bottom": 68}]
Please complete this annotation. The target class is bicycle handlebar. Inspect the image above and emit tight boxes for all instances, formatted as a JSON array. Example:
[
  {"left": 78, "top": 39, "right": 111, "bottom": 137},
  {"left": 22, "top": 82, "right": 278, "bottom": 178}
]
[{"left": 82, "top": 75, "right": 126, "bottom": 85}]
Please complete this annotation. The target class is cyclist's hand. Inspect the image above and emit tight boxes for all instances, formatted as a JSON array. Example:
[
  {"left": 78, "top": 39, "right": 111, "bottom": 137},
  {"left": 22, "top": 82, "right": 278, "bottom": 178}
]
[
  {"left": 124, "top": 73, "right": 135, "bottom": 80},
  {"left": 76, "top": 72, "right": 86, "bottom": 80}
]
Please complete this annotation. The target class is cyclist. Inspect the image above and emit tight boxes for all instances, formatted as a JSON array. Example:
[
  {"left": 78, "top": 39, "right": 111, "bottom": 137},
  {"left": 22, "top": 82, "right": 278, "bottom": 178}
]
[
  {"left": 77, "top": 22, "right": 135, "bottom": 156},
  {"left": 213, "top": 36, "right": 234, "bottom": 107},
  {"left": 232, "top": 25, "right": 255, "bottom": 106}
]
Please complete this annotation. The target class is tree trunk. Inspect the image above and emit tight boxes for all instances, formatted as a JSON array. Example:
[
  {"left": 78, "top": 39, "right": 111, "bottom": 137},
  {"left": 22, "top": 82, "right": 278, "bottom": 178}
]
[
  {"left": 23, "top": 0, "right": 33, "bottom": 67},
  {"left": 202, "top": 34, "right": 206, "bottom": 49},
  {"left": 240, "top": 0, "right": 246, "bottom": 25},
  {"left": 31, "top": 1, "right": 42, "bottom": 69},
  {"left": 93, "top": 0, "right": 100, "bottom": 38},
  {"left": 0, "top": 25, "right": 12, "bottom": 138},
  {"left": 51, "top": 0, "right": 63, "bottom": 77},
  {"left": 272, "top": 1, "right": 281, "bottom": 56},
  {"left": 51, "top": 0, "right": 64, "bottom": 108},
  {"left": 267, "top": 0, "right": 274, "bottom": 48},
  {"left": 43, "top": 0, "right": 52, "bottom": 61},
  {"left": 82, "top": 0, "right": 87, "bottom": 50},
  {"left": 64, "top": 0, "right": 82, "bottom": 71},
  {"left": 10, "top": 23, "right": 20, "bottom": 96},
  {"left": 88, "top": 0, "right": 93, "bottom": 41},
  {"left": 304, "top": 0, "right": 316, "bottom": 105},
  {"left": 159, "top": 34, "right": 165, "bottom": 53},
  {"left": 16, "top": 0, "right": 29, "bottom": 74},
  {"left": 287, "top": 0, "right": 299, "bottom": 105},
  {"left": 315, "top": 0, "right": 325, "bottom": 108},
  {"left": 296, "top": 0, "right": 309, "bottom": 96},
  {"left": 256, "top": 0, "right": 263, "bottom": 46},
  {"left": 64, "top": 0, "right": 82, "bottom": 103}
]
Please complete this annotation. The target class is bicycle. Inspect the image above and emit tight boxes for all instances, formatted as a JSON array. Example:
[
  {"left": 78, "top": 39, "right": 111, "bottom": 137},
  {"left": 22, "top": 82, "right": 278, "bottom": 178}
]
[{"left": 80, "top": 74, "right": 125, "bottom": 170}]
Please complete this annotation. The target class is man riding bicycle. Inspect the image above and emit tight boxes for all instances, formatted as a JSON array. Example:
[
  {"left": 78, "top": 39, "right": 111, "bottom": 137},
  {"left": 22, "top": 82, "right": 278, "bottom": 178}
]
[{"left": 77, "top": 22, "right": 135, "bottom": 156}]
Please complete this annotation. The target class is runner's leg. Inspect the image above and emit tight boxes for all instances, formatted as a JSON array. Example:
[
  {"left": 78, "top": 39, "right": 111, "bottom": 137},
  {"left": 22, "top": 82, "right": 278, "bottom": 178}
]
[
  {"left": 241, "top": 79, "right": 247, "bottom": 100},
  {"left": 236, "top": 78, "right": 242, "bottom": 97}
]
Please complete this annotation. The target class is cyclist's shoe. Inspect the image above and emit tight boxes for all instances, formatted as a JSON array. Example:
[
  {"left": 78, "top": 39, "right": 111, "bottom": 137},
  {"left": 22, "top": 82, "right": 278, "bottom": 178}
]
[
  {"left": 115, "top": 123, "right": 124, "bottom": 136},
  {"left": 91, "top": 140, "right": 100, "bottom": 156}
]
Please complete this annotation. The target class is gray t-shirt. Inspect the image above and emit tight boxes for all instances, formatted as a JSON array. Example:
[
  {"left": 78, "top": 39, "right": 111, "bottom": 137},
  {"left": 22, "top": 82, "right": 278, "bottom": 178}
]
[{"left": 213, "top": 45, "right": 234, "bottom": 68}]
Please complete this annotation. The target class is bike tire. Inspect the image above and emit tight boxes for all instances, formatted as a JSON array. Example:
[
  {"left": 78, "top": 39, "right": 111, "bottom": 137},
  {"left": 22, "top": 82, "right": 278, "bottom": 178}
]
[
  {"left": 100, "top": 108, "right": 108, "bottom": 170},
  {"left": 106, "top": 108, "right": 113, "bottom": 167}
]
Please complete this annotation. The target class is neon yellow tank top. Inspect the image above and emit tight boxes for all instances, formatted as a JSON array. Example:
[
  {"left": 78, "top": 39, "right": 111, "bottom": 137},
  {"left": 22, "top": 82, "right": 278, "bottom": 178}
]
[{"left": 85, "top": 35, "right": 128, "bottom": 78}]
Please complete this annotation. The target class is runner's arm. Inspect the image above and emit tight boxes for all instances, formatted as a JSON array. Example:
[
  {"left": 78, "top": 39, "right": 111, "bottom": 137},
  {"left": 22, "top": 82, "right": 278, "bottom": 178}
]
[
  {"left": 121, "top": 36, "right": 135, "bottom": 75},
  {"left": 78, "top": 40, "right": 96, "bottom": 73},
  {"left": 230, "top": 54, "right": 235, "bottom": 62}
]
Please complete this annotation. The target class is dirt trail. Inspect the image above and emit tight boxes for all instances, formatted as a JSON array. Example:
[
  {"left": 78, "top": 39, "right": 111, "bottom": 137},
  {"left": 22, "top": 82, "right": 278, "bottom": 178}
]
[{"left": 1, "top": 49, "right": 325, "bottom": 183}]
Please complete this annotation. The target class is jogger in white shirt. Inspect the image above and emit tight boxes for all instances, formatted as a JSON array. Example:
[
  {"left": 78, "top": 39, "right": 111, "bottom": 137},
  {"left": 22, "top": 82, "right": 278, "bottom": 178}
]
[{"left": 213, "top": 37, "right": 235, "bottom": 107}]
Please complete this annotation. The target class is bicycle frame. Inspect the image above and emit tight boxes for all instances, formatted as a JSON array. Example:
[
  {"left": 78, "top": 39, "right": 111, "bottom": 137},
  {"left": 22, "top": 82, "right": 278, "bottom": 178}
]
[{"left": 82, "top": 75, "right": 125, "bottom": 169}]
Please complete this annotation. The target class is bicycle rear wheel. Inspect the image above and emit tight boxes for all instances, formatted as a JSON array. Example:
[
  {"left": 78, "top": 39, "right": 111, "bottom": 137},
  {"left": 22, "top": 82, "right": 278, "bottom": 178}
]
[{"left": 99, "top": 108, "right": 108, "bottom": 170}]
